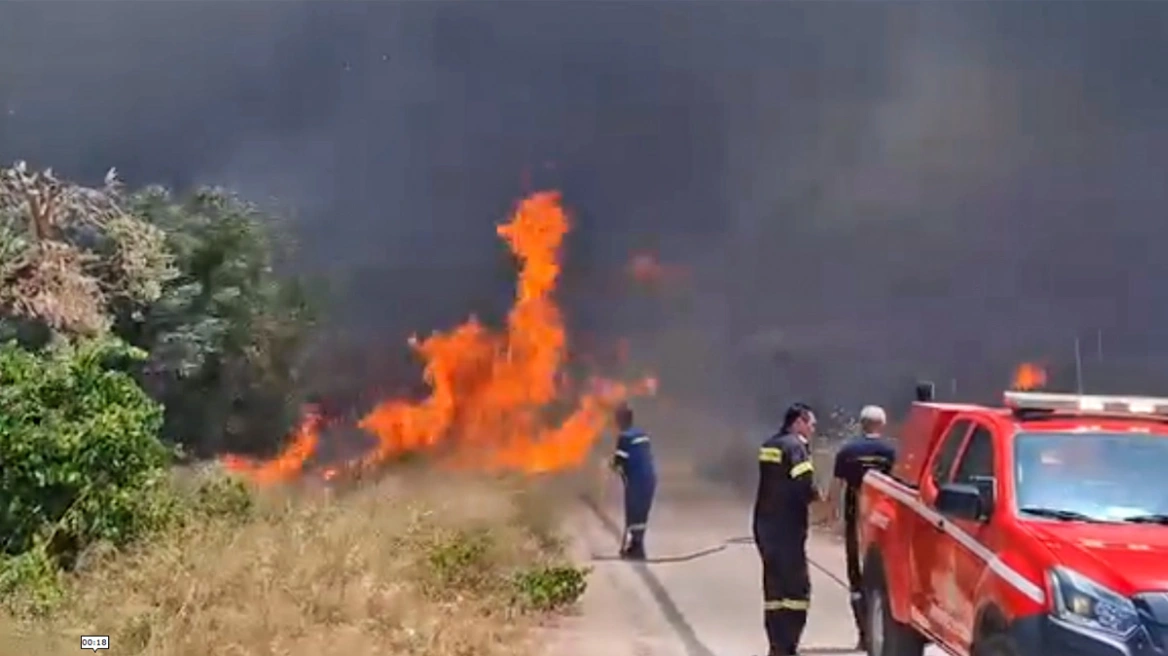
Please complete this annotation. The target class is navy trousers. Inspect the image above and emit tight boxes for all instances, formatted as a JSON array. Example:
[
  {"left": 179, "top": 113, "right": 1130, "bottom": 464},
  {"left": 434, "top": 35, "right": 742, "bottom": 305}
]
[{"left": 622, "top": 479, "right": 656, "bottom": 554}]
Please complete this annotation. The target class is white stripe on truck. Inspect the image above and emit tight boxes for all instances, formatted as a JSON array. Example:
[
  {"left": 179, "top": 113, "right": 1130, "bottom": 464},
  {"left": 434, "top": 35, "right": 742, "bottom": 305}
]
[{"left": 864, "top": 472, "right": 1046, "bottom": 604}]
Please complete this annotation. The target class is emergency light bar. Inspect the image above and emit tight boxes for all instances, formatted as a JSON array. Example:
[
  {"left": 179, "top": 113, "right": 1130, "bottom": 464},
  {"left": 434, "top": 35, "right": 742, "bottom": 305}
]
[{"left": 1003, "top": 390, "right": 1168, "bottom": 416}]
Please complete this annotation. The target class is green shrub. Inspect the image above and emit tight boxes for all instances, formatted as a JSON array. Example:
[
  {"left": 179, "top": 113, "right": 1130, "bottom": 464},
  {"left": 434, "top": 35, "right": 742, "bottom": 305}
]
[
  {"left": 0, "top": 339, "right": 171, "bottom": 566},
  {"left": 190, "top": 473, "right": 254, "bottom": 521},
  {"left": 0, "top": 544, "right": 64, "bottom": 617},
  {"left": 511, "top": 564, "right": 589, "bottom": 611},
  {"left": 425, "top": 527, "right": 497, "bottom": 593}
]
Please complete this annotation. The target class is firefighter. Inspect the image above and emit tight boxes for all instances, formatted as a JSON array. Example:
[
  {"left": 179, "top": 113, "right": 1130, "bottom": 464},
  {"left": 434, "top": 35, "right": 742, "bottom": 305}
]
[
  {"left": 827, "top": 404, "right": 896, "bottom": 651},
  {"left": 610, "top": 403, "right": 656, "bottom": 560},
  {"left": 753, "top": 402, "right": 820, "bottom": 656}
]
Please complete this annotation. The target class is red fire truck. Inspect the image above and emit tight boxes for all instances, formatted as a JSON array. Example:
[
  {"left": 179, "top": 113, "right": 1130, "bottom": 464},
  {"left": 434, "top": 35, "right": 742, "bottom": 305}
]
[{"left": 859, "top": 388, "right": 1168, "bottom": 656}]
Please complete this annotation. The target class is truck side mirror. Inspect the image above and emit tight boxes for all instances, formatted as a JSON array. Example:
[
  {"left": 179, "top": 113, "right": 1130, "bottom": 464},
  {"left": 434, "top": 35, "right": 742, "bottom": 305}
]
[
  {"left": 935, "top": 482, "right": 986, "bottom": 521},
  {"left": 968, "top": 475, "right": 996, "bottom": 511}
]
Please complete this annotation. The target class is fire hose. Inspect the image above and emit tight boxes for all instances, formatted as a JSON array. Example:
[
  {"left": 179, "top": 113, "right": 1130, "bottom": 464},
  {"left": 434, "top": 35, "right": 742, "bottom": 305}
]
[{"left": 579, "top": 492, "right": 851, "bottom": 589}]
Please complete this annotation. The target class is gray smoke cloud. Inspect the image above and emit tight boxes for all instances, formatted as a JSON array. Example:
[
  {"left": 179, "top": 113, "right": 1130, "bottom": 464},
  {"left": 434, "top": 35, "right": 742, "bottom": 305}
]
[{"left": 5, "top": 2, "right": 1168, "bottom": 453}]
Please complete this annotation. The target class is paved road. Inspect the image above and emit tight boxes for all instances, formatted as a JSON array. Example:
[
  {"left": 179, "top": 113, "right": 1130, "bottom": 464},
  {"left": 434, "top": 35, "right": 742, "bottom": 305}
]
[{"left": 548, "top": 474, "right": 945, "bottom": 656}]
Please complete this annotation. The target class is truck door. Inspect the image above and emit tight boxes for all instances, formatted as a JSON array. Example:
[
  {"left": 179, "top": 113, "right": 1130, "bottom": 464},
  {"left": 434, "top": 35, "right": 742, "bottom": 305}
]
[
  {"left": 942, "top": 422, "right": 997, "bottom": 651},
  {"left": 912, "top": 418, "right": 972, "bottom": 645}
]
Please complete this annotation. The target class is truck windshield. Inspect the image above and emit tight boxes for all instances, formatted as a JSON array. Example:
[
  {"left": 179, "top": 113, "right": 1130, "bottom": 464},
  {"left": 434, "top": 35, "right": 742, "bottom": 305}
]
[{"left": 1014, "top": 431, "right": 1168, "bottom": 523}]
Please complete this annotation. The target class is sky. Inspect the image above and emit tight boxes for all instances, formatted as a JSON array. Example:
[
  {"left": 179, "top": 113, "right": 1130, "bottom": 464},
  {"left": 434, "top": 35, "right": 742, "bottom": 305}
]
[{"left": 4, "top": 1, "right": 1168, "bottom": 432}]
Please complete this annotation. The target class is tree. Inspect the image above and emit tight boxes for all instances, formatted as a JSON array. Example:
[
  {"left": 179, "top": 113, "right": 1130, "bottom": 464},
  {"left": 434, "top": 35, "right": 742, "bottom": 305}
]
[
  {"left": 124, "top": 186, "right": 319, "bottom": 456},
  {"left": 1, "top": 161, "right": 321, "bottom": 457},
  {"left": 0, "top": 161, "right": 175, "bottom": 344}
]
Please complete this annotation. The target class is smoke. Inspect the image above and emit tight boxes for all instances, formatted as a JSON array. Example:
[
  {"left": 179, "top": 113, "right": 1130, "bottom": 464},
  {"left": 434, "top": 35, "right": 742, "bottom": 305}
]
[{"left": 5, "top": 1, "right": 1168, "bottom": 457}]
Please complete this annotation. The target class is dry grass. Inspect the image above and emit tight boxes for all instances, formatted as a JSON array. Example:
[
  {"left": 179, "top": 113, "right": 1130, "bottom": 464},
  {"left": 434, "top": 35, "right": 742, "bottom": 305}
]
[{"left": 0, "top": 471, "right": 587, "bottom": 656}]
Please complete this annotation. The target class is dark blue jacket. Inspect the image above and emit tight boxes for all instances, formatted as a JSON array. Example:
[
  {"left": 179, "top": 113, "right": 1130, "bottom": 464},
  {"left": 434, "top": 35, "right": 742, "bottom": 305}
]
[
  {"left": 833, "top": 434, "right": 896, "bottom": 521},
  {"left": 613, "top": 428, "right": 657, "bottom": 492},
  {"left": 752, "top": 431, "right": 817, "bottom": 543}
]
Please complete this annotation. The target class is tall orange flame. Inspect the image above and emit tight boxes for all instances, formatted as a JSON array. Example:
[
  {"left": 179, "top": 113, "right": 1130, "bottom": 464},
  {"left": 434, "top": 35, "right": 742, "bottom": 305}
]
[
  {"left": 223, "top": 191, "right": 653, "bottom": 482},
  {"left": 1011, "top": 362, "right": 1048, "bottom": 391}
]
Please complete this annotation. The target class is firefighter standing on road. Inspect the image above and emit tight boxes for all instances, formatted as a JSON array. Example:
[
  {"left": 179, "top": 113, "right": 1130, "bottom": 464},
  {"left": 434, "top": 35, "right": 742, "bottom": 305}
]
[
  {"left": 753, "top": 402, "right": 820, "bottom": 656},
  {"left": 611, "top": 403, "right": 656, "bottom": 560},
  {"left": 827, "top": 404, "right": 896, "bottom": 651}
]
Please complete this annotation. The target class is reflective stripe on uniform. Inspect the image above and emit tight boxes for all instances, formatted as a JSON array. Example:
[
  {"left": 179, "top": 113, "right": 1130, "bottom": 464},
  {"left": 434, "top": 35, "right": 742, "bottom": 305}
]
[
  {"left": 764, "top": 598, "right": 810, "bottom": 611},
  {"left": 790, "top": 461, "right": 814, "bottom": 478},
  {"left": 614, "top": 450, "right": 629, "bottom": 459},
  {"left": 759, "top": 447, "right": 783, "bottom": 463},
  {"left": 626, "top": 523, "right": 647, "bottom": 531},
  {"left": 630, "top": 436, "right": 650, "bottom": 445}
]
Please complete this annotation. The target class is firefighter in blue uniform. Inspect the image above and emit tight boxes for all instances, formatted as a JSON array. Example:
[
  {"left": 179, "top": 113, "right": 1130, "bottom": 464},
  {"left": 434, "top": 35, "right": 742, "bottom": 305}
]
[
  {"left": 753, "top": 402, "right": 820, "bottom": 656},
  {"left": 827, "top": 404, "right": 897, "bottom": 651},
  {"left": 610, "top": 403, "right": 656, "bottom": 560}
]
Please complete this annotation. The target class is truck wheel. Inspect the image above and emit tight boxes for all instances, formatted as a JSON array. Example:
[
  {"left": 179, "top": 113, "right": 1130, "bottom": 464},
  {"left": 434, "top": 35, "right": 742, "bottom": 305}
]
[
  {"left": 972, "top": 634, "right": 1021, "bottom": 656},
  {"left": 865, "top": 562, "right": 926, "bottom": 656}
]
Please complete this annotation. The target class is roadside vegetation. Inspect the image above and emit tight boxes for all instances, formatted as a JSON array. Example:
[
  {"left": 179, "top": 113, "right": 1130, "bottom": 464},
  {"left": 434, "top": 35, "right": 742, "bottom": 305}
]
[{"left": 0, "top": 162, "right": 588, "bottom": 655}]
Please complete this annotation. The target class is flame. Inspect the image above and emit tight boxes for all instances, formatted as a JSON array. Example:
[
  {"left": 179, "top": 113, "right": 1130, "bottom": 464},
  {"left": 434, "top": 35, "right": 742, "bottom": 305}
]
[
  {"left": 221, "top": 408, "right": 323, "bottom": 484},
  {"left": 223, "top": 191, "right": 651, "bottom": 481},
  {"left": 1011, "top": 362, "right": 1048, "bottom": 391}
]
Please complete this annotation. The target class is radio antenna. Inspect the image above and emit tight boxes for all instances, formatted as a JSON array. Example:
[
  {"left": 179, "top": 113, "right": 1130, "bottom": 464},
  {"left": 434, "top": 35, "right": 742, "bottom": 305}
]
[{"left": 1074, "top": 336, "right": 1084, "bottom": 393}]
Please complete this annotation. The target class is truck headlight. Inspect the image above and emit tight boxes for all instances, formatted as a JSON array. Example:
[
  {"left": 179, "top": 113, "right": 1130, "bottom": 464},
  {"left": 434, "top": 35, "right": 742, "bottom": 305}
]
[{"left": 1048, "top": 566, "right": 1140, "bottom": 637}]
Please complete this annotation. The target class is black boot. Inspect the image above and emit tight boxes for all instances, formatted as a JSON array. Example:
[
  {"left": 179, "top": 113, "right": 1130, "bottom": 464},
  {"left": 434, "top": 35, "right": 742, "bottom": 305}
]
[
  {"left": 621, "top": 538, "right": 646, "bottom": 560},
  {"left": 851, "top": 594, "right": 868, "bottom": 651},
  {"left": 620, "top": 546, "right": 646, "bottom": 560}
]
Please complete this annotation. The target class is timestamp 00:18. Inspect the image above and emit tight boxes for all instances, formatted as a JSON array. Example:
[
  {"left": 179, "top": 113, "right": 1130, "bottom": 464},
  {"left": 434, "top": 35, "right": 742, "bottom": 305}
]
[{"left": 80, "top": 635, "right": 110, "bottom": 651}]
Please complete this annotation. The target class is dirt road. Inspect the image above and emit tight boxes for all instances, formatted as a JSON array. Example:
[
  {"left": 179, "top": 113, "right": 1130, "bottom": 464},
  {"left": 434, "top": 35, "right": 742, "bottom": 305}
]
[{"left": 545, "top": 473, "right": 945, "bottom": 656}]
